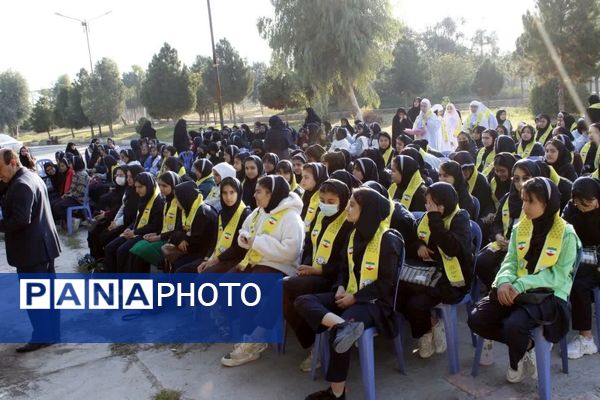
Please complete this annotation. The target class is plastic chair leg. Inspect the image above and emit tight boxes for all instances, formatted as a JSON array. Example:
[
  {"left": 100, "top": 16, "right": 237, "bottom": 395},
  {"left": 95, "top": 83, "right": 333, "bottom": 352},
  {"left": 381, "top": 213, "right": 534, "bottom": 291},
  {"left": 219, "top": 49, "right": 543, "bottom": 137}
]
[
  {"left": 320, "top": 331, "right": 330, "bottom": 379},
  {"left": 392, "top": 315, "right": 406, "bottom": 374},
  {"left": 533, "top": 327, "right": 552, "bottom": 400},
  {"left": 310, "top": 333, "right": 321, "bottom": 380},
  {"left": 471, "top": 335, "right": 484, "bottom": 377},
  {"left": 66, "top": 209, "right": 73, "bottom": 235},
  {"left": 358, "top": 328, "right": 377, "bottom": 400},
  {"left": 438, "top": 304, "right": 460, "bottom": 374},
  {"left": 594, "top": 287, "right": 600, "bottom": 348},
  {"left": 85, "top": 205, "right": 93, "bottom": 221},
  {"left": 560, "top": 336, "right": 569, "bottom": 374}
]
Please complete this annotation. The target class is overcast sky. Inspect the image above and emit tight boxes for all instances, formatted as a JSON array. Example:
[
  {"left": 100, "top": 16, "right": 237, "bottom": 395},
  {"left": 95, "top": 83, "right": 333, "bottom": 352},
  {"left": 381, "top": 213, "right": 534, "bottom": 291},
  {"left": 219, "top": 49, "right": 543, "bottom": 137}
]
[{"left": 1, "top": 0, "right": 535, "bottom": 91}]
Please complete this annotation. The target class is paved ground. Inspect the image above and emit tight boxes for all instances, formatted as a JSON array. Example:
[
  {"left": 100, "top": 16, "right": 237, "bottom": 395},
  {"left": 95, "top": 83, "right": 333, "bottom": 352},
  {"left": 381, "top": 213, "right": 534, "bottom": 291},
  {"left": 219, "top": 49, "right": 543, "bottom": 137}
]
[{"left": 0, "top": 228, "right": 599, "bottom": 400}]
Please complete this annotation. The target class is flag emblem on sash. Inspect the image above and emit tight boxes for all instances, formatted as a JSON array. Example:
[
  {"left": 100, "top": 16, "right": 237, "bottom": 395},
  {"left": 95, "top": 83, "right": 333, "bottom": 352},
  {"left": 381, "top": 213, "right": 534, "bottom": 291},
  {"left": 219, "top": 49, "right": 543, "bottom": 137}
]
[
  {"left": 366, "top": 262, "right": 376, "bottom": 271},
  {"left": 323, "top": 240, "right": 331, "bottom": 248},
  {"left": 517, "top": 241, "right": 527, "bottom": 251},
  {"left": 546, "top": 247, "right": 557, "bottom": 257}
]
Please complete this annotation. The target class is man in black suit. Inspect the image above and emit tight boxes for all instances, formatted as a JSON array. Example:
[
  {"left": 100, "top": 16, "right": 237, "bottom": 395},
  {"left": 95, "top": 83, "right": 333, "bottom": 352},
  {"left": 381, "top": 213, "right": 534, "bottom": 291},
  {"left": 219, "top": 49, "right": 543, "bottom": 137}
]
[{"left": 0, "top": 149, "right": 62, "bottom": 352}]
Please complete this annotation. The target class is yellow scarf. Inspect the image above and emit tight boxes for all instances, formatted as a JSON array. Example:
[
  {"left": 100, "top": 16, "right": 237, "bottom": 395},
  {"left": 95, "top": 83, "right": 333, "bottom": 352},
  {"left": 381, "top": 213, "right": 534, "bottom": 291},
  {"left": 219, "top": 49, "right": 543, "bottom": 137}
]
[
  {"left": 490, "top": 177, "right": 501, "bottom": 209},
  {"left": 212, "top": 202, "right": 246, "bottom": 258},
  {"left": 417, "top": 206, "right": 466, "bottom": 287},
  {"left": 590, "top": 103, "right": 600, "bottom": 110},
  {"left": 161, "top": 198, "right": 179, "bottom": 234},
  {"left": 304, "top": 191, "right": 320, "bottom": 233},
  {"left": 181, "top": 194, "right": 204, "bottom": 231},
  {"left": 517, "top": 141, "right": 535, "bottom": 158},
  {"left": 382, "top": 146, "right": 394, "bottom": 167},
  {"left": 592, "top": 169, "right": 599, "bottom": 179},
  {"left": 537, "top": 125, "right": 553, "bottom": 145},
  {"left": 311, "top": 211, "right": 347, "bottom": 272},
  {"left": 580, "top": 142, "right": 600, "bottom": 170},
  {"left": 136, "top": 186, "right": 160, "bottom": 229},
  {"left": 514, "top": 213, "right": 567, "bottom": 277},
  {"left": 467, "top": 169, "right": 478, "bottom": 194},
  {"left": 468, "top": 109, "right": 490, "bottom": 132},
  {"left": 346, "top": 225, "right": 386, "bottom": 295},
  {"left": 239, "top": 208, "right": 289, "bottom": 269},
  {"left": 476, "top": 147, "right": 495, "bottom": 177},
  {"left": 195, "top": 173, "right": 213, "bottom": 186},
  {"left": 488, "top": 198, "right": 523, "bottom": 252},
  {"left": 178, "top": 166, "right": 187, "bottom": 177},
  {"left": 398, "top": 171, "right": 423, "bottom": 209},
  {"left": 548, "top": 165, "right": 560, "bottom": 185}
]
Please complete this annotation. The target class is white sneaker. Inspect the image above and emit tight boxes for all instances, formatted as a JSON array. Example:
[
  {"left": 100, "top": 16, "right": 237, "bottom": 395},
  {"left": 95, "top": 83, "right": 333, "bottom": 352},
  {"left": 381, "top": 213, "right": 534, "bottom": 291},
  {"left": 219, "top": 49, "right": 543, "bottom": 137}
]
[
  {"left": 567, "top": 335, "right": 598, "bottom": 359},
  {"left": 479, "top": 339, "right": 494, "bottom": 366},
  {"left": 432, "top": 321, "right": 447, "bottom": 354},
  {"left": 72, "top": 217, "right": 81, "bottom": 231},
  {"left": 524, "top": 349, "right": 537, "bottom": 380},
  {"left": 300, "top": 348, "right": 320, "bottom": 372},
  {"left": 220, "top": 342, "right": 268, "bottom": 367},
  {"left": 418, "top": 332, "right": 435, "bottom": 359},
  {"left": 506, "top": 356, "right": 526, "bottom": 383}
]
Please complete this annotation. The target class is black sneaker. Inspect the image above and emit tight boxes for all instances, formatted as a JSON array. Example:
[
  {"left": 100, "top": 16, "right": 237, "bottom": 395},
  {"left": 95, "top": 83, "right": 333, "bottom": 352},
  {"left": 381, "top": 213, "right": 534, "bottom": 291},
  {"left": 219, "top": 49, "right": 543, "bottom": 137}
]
[
  {"left": 305, "top": 387, "right": 345, "bottom": 400},
  {"left": 332, "top": 321, "right": 364, "bottom": 354}
]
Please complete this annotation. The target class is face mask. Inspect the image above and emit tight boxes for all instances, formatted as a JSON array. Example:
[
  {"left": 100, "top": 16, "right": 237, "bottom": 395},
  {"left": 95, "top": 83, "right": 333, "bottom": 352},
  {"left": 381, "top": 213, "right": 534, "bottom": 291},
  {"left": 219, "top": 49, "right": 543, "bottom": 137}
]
[
  {"left": 115, "top": 176, "right": 126, "bottom": 186},
  {"left": 319, "top": 202, "right": 339, "bottom": 217}
]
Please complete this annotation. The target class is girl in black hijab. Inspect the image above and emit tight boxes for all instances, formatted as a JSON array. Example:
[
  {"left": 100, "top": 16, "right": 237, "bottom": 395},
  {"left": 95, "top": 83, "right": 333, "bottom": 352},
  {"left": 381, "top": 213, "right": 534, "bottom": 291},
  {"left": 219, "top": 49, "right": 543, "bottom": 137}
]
[
  {"left": 361, "top": 148, "right": 392, "bottom": 188},
  {"left": 545, "top": 137, "right": 578, "bottom": 182},
  {"left": 65, "top": 142, "right": 81, "bottom": 159},
  {"left": 476, "top": 159, "right": 541, "bottom": 289},
  {"left": 452, "top": 151, "right": 495, "bottom": 222},
  {"left": 395, "top": 134, "right": 413, "bottom": 154},
  {"left": 400, "top": 146, "right": 436, "bottom": 185},
  {"left": 389, "top": 155, "right": 427, "bottom": 211},
  {"left": 330, "top": 170, "right": 362, "bottom": 190},
  {"left": 392, "top": 108, "right": 413, "bottom": 142},
  {"left": 476, "top": 129, "right": 499, "bottom": 176},
  {"left": 495, "top": 135, "right": 516, "bottom": 154},
  {"left": 241, "top": 155, "right": 264, "bottom": 210},
  {"left": 223, "top": 145, "right": 240, "bottom": 166},
  {"left": 563, "top": 177, "right": 600, "bottom": 356},
  {"left": 43, "top": 162, "right": 64, "bottom": 200},
  {"left": 296, "top": 187, "right": 402, "bottom": 400},
  {"left": 173, "top": 119, "right": 190, "bottom": 154},
  {"left": 304, "top": 107, "right": 322, "bottom": 127},
  {"left": 490, "top": 152, "right": 517, "bottom": 209},
  {"left": 276, "top": 160, "right": 303, "bottom": 197},
  {"left": 516, "top": 124, "right": 545, "bottom": 158},
  {"left": 170, "top": 181, "right": 218, "bottom": 272},
  {"left": 352, "top": 157, "right": 379, "bottom": 184},
  {"left": 535, "top": 113, "right": 553, "bottom": 145},
  {"left": 407, "top": 97, "right": 422, "bottom": 125},
  {"left": 234, "top": 152, "right": 250, "bottom": 181},
  {"left": 300, "top": 162, "right": 329, "bottom": 229},
  {"left": 399, "top": 182, "right": 472, "bottom": 358},
  {"left": 469, "top": 177, "right": 578, "bottom": 379},
  {"left": 439, "top": 161, "right": 476, "bottom": 219},
  {"left": 103, "top": 172, "right": 165, "bottom": 273},
  {"left": 455, "top": 131, "right": 478, "bottom": 159},
  {"left": 262, "top": 152, "right": 280, "bottom": 175},
  {"left": 535, "top": 160, "right": 573, "bottom": 211}
]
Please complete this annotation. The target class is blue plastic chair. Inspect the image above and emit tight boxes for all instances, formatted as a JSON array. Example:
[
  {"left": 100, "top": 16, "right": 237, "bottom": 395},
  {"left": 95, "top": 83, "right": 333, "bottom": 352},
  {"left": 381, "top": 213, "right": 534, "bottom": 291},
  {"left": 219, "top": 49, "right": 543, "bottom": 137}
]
[
  {"left": 471, "top": 247, "right": 582, "bottom": 400},
  {"left": 472, "top": 196, "right": 480, "bottom": 221},
  {"left": 36, "top": 158, "right": 52, "bottom": 177},
  {"left": 311, "top": 240, "right": 407, "bottom": 400},
  {"left": 66, "top": 183, "right": 93, "bottom": 235},
  {"left": 430, "top": 220, "right": 482, "bottom": 375},
  {"left": 594, "top": 286, "right": 600, "bottom": 348},
  {"left": 411, "top": 211, "right": 425, "bottom": 220}
]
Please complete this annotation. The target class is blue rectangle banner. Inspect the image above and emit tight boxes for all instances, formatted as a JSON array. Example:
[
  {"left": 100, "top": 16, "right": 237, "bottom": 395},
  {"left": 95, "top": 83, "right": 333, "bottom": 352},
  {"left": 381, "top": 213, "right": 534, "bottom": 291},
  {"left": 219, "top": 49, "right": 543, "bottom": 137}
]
[{"left": 0, "top": 273, "right": 283, "bottom": 344}]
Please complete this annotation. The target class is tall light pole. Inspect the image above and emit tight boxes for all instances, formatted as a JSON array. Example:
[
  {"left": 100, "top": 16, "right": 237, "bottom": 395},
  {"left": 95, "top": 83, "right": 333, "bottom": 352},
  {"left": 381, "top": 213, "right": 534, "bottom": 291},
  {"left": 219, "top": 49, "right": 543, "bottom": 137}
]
[
  {"left": 206, "top": 0, "right": 225, "bottom": 129},
  {"left": 54, "top": 11, "right": 112, "bottom": 74}
]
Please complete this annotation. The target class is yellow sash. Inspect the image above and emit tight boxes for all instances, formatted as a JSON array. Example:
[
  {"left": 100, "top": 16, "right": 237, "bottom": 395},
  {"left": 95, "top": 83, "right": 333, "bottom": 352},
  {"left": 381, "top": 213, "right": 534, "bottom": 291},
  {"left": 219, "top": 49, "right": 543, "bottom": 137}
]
[
  {"left": 161, "top": 198, "right": 179, "bottom": 234},
  {"left": 398, "top": 171, "right": 423, "bottom": 209},
  {"left": 346, "top": 225, "right": 385, "bottom": 295},
  {"left": 537, "top": 125, "right": 553, "bottom": 145},
  {"left": 490, "top": 177, "right": 501, "bottom": 209},
  {"left": 382, "top": 146, "right": 394, "bottom": 167},
  {"left": 592, "top": 169, "right": 599, "bottom": 179},
  {"left": 212, "top": 202, "right": 246, "bottom": 258},
  {"left": 441, "top": 119, "right": 449, "bottom": 143},
  {"left": 290, "top": 174, "right": 299, "bottom": 192},
  {"left": 590, "top": 103, "right": 600, "bottom": 110},
  {"left": 311, "top": 211, "right": 347, "bottom": 272},
  {"left": 517, "top": 141, "right": 535, "bottom": 158},
  {"left": 548, "top": 165, "right": 560, "bottom": 185},
  {"left": 417, "top": 206, "right": 466, "bottom": 287},
  {"left": 195, "top": 174, "right": 213, "bottom": 186},
  {"left": 181, "top": 194, "right": 204, "bottom": 231},
  {"left": 178, "top": 166, "right": 187, "bottom": 177},
  {"left": 239, "top": 208, "right": 289, "bottom": 269},
  {"left": 476, "top": 148, "right": 495, "bottom": 177},
  {"left": 467, "top": 169, "right": 478, "bottom": 194},
  {"left": 136, "top": 186, "right": 160, "bottom": 229},
  {"left": 488, "top": 198, "right": 523, "bottom": 252},
  {"left": 468, "top": 109, "right": 490, "bottom": 132},
  {"left": 514, "top": 213, "right": 567, "bottom": 277},
  {"left": 304, "top": 191, "right": 320, "bottom": 232},
  {"left": 580, "top": 142, "right": 600, "bottom": 170}
]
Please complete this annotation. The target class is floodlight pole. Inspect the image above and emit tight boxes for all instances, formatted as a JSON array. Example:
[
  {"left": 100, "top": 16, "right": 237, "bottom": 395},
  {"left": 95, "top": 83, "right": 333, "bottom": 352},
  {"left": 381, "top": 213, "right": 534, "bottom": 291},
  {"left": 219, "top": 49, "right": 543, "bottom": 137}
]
[{"left": 207, "top": 0, "right": 225, "bottom": 129}]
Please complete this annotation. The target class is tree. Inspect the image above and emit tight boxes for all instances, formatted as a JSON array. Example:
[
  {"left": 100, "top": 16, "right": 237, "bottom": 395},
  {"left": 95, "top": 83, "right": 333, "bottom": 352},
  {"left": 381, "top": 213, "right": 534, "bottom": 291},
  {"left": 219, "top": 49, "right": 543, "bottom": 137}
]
[
  {"left": 470, "top": 29, "right": 499, "bottom": 59},
  {"left": 258, "top": 0, "right": 399, "bottom": 119},
  {"left": 472, "top": 59, "right": 504, "bottom": 100},
  {"left": 30, "top": 93, "right": 55, "bottom": 138},
  {"left": 81, "top": 58, "right": 125, "bottom": 136},
  {"left": 52, "top": 75, "right": 71, "bottom": 135},
  {"left": 190, "top": 55, "right": 216, "bottom": 123},
  {"left": 429, "top": 54, "right": 475, "bottom": 99},
  {"left": 383, "top": 31, "right": 427, "bottom": 104},
  {"left": 202, "top": 38, "right": 253, "bottom": 123},
  {"left": 421, "top": 17, "right": 468, "bottom": 58},
  {"left": 0, "top": 70, "right": 30, "bottom": 137},
  {"left": 249, "top": 62, "right": 267, "bottom": 108},
  {"left": 517, "top": 0, "right": 600, "bottom": 110},
  {"left": 141, "top": 43, "right": 195, "bottom": 120},
  {"left": 122, "top": 65, "right": 145, "bottom": 120},
  {"left": 529, "top": 78, "right": 589, "bottom": 116},
  {"left": 67, "top": 69, "right": 93, "bottom": 136},
  {"left": 258, "top": 67, "right": 306, "bottom": 112}
]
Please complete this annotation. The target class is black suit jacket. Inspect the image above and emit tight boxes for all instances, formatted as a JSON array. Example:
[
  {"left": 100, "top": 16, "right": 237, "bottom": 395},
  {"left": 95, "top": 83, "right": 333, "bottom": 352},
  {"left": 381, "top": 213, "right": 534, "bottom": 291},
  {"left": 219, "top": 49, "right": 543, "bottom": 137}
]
[{"left": 0, "top": 168, "right": 61, "bottom": 267}]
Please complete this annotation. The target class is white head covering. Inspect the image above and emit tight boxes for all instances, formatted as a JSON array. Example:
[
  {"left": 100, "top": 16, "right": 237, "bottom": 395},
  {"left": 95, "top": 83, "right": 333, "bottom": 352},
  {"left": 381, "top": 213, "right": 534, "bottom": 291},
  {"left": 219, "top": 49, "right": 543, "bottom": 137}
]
[
  {"left": 420, "top": 98, "right": 432, "bottom": 112},
  {"left": 431, "top": 104, "right": 444, "bottom": 114},
  {"left": 444, "top": 103, "right": 462, "bottom": 130},
  {"left": 212, "top": 162, "right": 236, "bottom": 181}
]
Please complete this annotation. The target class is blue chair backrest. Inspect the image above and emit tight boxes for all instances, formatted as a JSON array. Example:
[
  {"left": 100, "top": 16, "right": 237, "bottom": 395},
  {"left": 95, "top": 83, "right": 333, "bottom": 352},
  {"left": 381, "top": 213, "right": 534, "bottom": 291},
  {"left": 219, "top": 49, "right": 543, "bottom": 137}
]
[
  {"left": 472, "top": 196, "right": 480, "bottom": 221},
  {"left": 411, "top": 211, "right": 425, "bottom": 220},
  {"left": 470, "top": 220, "right": 483, "bottom": 259},
  {"left": 179, "top": 151, "right": 195, "bottom": 172},
  {"left": 393, "top": 235, "right": 406, "bottom": 313},
  {"left": 36, "top": 158, "right": 53, "bottom": 177}
]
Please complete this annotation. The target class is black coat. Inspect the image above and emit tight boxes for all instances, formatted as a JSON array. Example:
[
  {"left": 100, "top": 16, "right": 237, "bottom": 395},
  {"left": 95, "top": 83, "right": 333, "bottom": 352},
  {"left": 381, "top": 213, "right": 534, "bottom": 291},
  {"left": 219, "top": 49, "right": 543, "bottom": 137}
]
[{"left": 0, "top": 168, "right": 61, "bottom": 267}]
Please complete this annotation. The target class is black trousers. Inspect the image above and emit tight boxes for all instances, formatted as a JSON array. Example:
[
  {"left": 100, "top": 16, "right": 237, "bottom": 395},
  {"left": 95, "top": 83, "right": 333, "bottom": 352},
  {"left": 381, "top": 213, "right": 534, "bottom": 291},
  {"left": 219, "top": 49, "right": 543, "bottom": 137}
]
[
  {"left": 88, "top": 222, "right": 125, "bottom": 261},
  {"left": 17, "top": 260, "right": 60, "bottom": 343},
  {"left": 51, "top": 197, "right": 81, "bottom": 221},
  {"left": 475, "top": 247, "right": 507, "bottom": 289},
  {"left": 283, "top": 275, "right": 332, "bottom": 349},
  {"left": 396, "top": 282, "right": 443, "bottom": 338},
  {"left": 294, "top": 292, "right": 376, "bottom": 383},
  {"left": 468, "top": 295, "right": 555, "bottom": 370},
  {"left": 104, "top": 236, "right": 142, "bottom": 273},
  {"left": 570, "top": 263, "right": 600, "bottom": 331}
]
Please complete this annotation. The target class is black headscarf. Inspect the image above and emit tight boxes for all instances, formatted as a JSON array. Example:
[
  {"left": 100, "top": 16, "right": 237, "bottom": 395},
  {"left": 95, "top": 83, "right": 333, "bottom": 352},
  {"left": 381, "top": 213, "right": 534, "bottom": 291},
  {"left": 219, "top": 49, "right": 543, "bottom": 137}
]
[
  {"left": 242, "top": 155, "right": 264, "bottom": 209},
  {"left": 159, "top": 171, "right": 181, "bottom": 202},
  {"left": 494, "top": 135, "right": 516, "bottom": 154},
  {"left": 352, "top": 188, "right": 391, "bottom": 257},
  {"left": 140, "top": 120, "right": 157, "bottom": 139},
  {"left": 496, "top": 109, "right": 506, "bottom": 126},
  {"left": 175, "top": 181, "right": 201, "bottom": 214},
  {"left": 224, "top": 145, "right": 240, "bottom": 164},
  {"left": 354, "top": 158, "right": 379, "bottom": 183},
  {"left": 568, "top": 177, "right": 600, "bottom": 246},
  {"left": 455, "top": 133, "right": 478, "bottom": 157},
  {"left": 451, "top": 151, "right": 475, "bottom": 167},
  {"left": 330, "top": 170, "right": 362, "bottom": 189},
  {"left": 362, "top": 180, "right": 389, "bottom": 198},
  {"left": 193, "top": 158, "right": 213, "bottom": 179},
  {"left": 508, "top": 159, "right": 541, "bottom": 218},
  {"left": 321, "top": 179, "right": 351, "bottom": 214},
  {"left": 219, "top": 177, "right": 244, "bottom": 227},
  {"left": 173, "top": 119, "right": 190, "bottom": 154},
  {"left": 407, "top": 97, "right": 422, "bottom": 123},
  {"left": 44, "top": 162, "right": 64, "bottom": 192},
  {"left": 135, "top": 172, "right": 158, "bottom": 209},
  {"left": 523, "top": 177, "right": 561, "bottom": 273},
  {"left": 262, "top": 152, "right": 280, "bottom": 173},
  {"left": 492, "top": 152, "right": 517, "bottom": 199},
  {"left": 301, "top": 162, "right": 329, "bottom": 215},
  {"left": 440, "top": 160, "right": 473, "bottom": 215},
  {"left": 400, "top": 147, "right": 426, "bottom": 172},
  {"left": 261, "top": 175, "right": 291, "bottom": 213},
  {"left": 362, "top": 148, "right": 386, "bottom": 172},
  {"left": 392, "top": 155, "right": 420, "bottom": 200},
  {"left": 426, "top": 182, "right": 459, "bottom": 218},
  {"left": 545, "top": 137, "right": 571, "bottom": 171},
  {"left": 164, "top": 156, "right": 183, "bottom": 173},
  {"left": 304, "top": 107, "right": 322, "bottom": 126}
]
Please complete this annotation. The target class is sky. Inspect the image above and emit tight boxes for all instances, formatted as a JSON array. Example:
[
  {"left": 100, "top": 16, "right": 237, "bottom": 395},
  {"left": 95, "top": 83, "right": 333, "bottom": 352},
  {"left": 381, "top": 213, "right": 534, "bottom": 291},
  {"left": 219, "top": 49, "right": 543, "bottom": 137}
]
[{"left": 1, "top": 0, "right": 536, "bottom": 92}]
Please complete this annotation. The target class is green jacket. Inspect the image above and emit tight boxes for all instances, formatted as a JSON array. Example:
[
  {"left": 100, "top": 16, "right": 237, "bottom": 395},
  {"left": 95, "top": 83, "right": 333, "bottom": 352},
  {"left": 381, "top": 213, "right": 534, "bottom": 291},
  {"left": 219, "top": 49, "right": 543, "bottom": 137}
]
[{"left": 493, "top": 222, "right": 581, "bottom": 302}]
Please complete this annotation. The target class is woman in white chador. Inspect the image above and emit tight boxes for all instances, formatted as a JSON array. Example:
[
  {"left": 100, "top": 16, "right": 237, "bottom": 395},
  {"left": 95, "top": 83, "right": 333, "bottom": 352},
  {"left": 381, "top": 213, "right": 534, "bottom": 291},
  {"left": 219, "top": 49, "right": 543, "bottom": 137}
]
[
  {"left": 405, "top": 98, "right": 442, "bottom": 151},
  {"left": 463, "top": 100, "right": 497, "bottom": 132},
  {"left": 442, "top": 103, "right": 462, "bottom": 152}
]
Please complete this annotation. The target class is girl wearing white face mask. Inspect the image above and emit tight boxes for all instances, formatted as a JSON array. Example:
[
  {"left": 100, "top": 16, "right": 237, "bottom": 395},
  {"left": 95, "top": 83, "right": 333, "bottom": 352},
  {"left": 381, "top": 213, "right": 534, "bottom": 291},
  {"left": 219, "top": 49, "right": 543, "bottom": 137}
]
[{"left": 283, "top": 179, "right": 354, "bottom": 372}]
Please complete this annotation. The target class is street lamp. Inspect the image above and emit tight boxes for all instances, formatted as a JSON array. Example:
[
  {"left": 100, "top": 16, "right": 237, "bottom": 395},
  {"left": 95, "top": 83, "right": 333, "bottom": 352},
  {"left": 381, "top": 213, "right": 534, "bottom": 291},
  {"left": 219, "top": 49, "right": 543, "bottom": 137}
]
[
  {"left": 54, "top": 11, "right": 112, "bottom": 74},
  {"left": 206, "top": 0, "right": 225, "bottom": 129}
]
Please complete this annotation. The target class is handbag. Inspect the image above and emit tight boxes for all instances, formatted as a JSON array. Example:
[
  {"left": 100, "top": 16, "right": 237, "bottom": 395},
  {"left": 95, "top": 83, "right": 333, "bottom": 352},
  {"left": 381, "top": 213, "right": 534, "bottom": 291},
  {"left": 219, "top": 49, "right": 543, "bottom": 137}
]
[
  {"left": 581, "top": 246, "right": 599, "bottom": 267},
  {"left": 514, "top": 287, "right": 554, "bottom": 305},
  {"left": 398, "top": 261, "right": 442, "bottom": 288}
]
